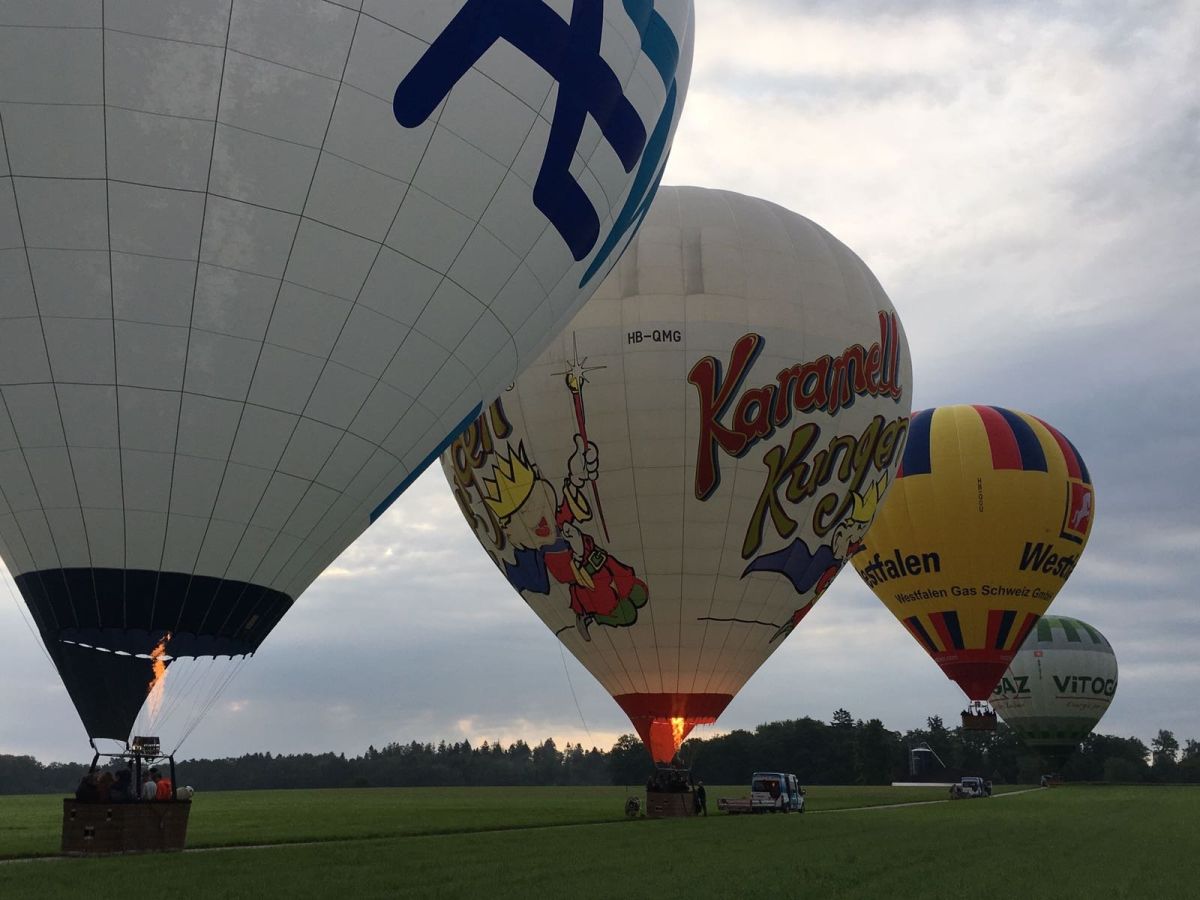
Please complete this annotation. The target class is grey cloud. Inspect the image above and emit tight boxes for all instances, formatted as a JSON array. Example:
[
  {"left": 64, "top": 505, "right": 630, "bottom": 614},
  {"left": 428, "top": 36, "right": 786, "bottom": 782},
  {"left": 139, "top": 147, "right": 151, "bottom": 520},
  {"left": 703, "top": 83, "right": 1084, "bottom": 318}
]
[
  {"left": 731, "top": 0, "right": 1183, "bottom": 28},
  {"left": 701, "top": 65, "right": 961, "bottom": 107},
  {"left": 1063, "top": 106, "right": 1200, "bottom": 221}
]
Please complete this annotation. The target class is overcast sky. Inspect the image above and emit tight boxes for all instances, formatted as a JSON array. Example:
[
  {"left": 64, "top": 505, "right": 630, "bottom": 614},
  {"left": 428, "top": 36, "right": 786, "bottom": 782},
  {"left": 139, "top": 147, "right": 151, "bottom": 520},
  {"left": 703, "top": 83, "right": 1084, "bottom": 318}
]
[{"left": 2, "top": 0, "right": 1198, "bottom": 763}]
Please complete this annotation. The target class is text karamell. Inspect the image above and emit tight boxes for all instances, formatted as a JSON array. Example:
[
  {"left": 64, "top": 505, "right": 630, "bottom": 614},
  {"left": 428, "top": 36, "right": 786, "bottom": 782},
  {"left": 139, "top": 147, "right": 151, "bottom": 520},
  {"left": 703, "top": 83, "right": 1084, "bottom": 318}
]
[{"left": 687, "top": 312, "right": 904, "bottom": 501}]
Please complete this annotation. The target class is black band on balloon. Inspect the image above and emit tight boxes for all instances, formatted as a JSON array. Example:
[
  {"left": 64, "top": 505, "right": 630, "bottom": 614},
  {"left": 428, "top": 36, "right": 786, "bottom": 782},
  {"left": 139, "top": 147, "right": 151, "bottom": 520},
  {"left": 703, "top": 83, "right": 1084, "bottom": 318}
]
[
  {"left": 15, "top": 567, "right": 294, "bottom": 659},
  {"left": 13, "top": 568, "right": 294, "bottom": 741}
]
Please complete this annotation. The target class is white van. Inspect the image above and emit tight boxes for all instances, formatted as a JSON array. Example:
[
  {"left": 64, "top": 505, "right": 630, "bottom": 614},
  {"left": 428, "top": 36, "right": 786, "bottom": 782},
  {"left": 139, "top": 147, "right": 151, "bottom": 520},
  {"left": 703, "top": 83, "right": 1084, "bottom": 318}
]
[{"left": 750, "top": 772, "right": 806, "bottom": 813}]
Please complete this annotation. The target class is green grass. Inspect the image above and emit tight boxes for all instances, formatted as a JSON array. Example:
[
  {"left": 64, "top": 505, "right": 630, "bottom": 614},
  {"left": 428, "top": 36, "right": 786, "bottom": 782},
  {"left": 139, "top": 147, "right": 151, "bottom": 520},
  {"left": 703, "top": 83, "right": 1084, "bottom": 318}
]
[
  {"left": 0, "top": 795, "right": 62, "bottom": 860},
  {"left": 0, "top": 784, "right": 1011, "bottom": 859},
  {"left": 1, "top": 786, "right": 620, "bottom": 859},
  {"left": 3, "top": 785, "right": 1194, "bottom": 899}
]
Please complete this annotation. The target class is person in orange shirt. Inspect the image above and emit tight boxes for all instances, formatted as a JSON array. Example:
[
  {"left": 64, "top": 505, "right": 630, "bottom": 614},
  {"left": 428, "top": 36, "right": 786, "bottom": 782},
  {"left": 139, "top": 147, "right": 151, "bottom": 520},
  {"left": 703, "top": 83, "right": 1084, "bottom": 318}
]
[{"left": 151, "top": 768, "right": 174, "bottom": 801}]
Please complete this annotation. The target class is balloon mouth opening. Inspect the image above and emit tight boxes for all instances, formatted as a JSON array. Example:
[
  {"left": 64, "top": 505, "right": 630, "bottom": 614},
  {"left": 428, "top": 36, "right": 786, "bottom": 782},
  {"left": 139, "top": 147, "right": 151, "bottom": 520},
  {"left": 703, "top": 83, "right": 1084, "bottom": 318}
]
[
  {"left": 644, "top": 718, "right": 701, "bottom": 763},
  {"left": 61, "top": 638, "right": 177, "bottom": 662},
  {"left": 933, "top": 655, "right": 1012, "bottom": 701},
  {"left": 613, "top": 693, "right": 733, "bottom": 763}
]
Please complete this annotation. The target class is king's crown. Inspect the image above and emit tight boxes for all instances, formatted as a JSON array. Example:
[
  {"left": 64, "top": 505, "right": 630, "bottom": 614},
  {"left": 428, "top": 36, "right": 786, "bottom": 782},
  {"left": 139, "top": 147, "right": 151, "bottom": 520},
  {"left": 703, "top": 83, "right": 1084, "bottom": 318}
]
[
  {"left": 481, "top": 443, "right": 537, "bottom": 520},
  {"left": 850, "top": 473, "right": 889, "bottom": 524}
]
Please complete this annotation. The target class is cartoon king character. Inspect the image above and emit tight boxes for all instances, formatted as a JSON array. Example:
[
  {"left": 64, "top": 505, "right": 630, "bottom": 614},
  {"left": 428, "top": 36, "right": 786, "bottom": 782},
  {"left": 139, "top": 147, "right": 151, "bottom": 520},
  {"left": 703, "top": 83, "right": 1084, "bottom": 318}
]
[
  {"left": 481, "top": 438, "right": 647, "bottom": 642},
  {"left": 742, "top": 474, "right": 889, "bottom": 643}
]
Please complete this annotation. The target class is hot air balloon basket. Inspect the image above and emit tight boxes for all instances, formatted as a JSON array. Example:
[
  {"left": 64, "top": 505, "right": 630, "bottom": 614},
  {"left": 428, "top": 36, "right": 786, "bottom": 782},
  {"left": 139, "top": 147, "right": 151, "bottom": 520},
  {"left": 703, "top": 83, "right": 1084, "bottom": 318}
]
[
  {"left": 644, "top": 790, "right": 697, "bottom": 819},
  {"left": 961, "top": 710, "right": 998, "bottom": 732},
  {"left": 61, "top": 799, "right": 191, "bottom": 856}
]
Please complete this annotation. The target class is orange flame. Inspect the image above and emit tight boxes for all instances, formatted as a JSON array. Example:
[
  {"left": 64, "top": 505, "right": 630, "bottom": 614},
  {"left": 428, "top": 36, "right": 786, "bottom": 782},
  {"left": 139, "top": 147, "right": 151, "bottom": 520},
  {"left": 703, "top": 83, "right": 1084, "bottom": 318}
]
[
  {"left": 145, "top": 633, "right": 172, "bottom": 722},
  {"left": 670, "top": 717, "right": 686, "bottom": 753}
]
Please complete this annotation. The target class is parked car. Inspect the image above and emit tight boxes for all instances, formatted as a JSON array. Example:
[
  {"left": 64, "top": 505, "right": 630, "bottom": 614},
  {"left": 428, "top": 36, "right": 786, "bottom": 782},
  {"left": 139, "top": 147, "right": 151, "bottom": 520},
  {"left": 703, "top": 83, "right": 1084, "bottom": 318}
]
[{"left": 949, "top": 776, "right": 992, "bottom": 799}]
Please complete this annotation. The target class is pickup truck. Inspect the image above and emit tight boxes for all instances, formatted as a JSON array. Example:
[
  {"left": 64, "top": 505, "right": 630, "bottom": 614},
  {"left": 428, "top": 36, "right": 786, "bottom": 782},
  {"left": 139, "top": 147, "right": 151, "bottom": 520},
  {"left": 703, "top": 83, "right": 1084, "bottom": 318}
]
[{"left": 949, "top": 776, "right": 992, "bottom": 799}]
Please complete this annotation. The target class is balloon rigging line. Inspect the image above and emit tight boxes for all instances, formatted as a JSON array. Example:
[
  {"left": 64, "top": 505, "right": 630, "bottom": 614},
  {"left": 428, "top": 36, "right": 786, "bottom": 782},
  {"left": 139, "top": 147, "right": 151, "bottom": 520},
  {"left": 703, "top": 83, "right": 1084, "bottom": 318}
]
[
  {"left": 557, "top": 639, "right": 593, "bottom": 745},
  {"left": 149, "top": 657, "right": 218, "bottom": 736},
  {"left": 174, "top": 656, "right": 250, "bottom": 754},
  {"left": 172, "top": 665, "right": 238, "bottom": 755},
  {"left": 139, "top": 673, "right": 195, "bottom": 740},
  {"left": 154, "top": 657, "right": 222, "bottom": 746},
  {"left": 1, "top": 570, "right": 55, "bottom": 669},
  {"left": 165, "top": 666, "right": 229, "bottom": 742},
  {"left": 177, "top": 657, "right": 244, "bottom": 747},
  {"left": 149, "top": 657, "right": 209, "bottom": 728}
]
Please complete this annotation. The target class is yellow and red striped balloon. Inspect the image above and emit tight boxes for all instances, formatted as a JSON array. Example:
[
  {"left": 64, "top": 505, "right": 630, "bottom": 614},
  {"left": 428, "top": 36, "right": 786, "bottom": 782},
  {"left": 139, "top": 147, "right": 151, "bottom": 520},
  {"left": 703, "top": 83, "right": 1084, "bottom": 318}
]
[{"left": 853, "top": 405, "right": 1094, "bottom": 700}]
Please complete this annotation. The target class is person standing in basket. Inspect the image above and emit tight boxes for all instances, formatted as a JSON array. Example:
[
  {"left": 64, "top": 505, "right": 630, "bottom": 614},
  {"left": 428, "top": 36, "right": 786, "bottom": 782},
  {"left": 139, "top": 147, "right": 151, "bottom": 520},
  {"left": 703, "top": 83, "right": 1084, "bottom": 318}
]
[
  {"left": 141, "top": 770, "right": 158, "bottom": 801},
  {"left": 153, "top": 768, "right": 174, "bottom": 801}
]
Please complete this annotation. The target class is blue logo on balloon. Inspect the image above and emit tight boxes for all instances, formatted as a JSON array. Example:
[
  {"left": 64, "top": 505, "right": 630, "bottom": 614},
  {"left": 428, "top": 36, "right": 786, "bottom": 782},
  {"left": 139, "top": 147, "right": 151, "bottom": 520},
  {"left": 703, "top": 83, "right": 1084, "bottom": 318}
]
[{"left": 394, "top": 0, "right": 683, "bottom": 285}]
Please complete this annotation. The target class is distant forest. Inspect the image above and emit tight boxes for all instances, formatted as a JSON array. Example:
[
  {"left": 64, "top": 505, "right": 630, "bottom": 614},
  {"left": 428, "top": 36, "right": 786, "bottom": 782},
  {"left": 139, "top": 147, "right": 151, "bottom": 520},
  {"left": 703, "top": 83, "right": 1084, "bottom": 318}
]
[{"left": 3, "top": 711, "right": 1198, "bottom": 795}]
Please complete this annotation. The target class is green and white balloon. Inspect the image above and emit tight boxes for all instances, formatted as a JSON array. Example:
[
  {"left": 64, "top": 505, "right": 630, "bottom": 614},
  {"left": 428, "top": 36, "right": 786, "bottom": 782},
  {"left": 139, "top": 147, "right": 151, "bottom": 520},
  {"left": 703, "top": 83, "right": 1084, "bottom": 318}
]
[{"left": 991, "top": 615, "right": 1118, "bottom": 770}]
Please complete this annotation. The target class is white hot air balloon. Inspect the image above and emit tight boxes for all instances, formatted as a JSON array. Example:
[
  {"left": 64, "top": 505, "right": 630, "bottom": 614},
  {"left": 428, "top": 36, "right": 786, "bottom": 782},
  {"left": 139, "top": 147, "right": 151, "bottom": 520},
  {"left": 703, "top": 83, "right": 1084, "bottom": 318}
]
[
  {"left": 443, "top": 186, "right": 912, "bottom": 762},
  {"left": 0, "top": 0, "right": 694, "bottom": 749},
  {"left": 991, "top": 614, "right": 1118, "bottom": 770}
]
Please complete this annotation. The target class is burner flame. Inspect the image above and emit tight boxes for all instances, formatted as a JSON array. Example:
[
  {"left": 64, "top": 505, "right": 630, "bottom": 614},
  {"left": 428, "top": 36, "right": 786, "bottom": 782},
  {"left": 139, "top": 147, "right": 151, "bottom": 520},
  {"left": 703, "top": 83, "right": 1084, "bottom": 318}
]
[
  {"left": 670, "top": 717, "right": 686, "bottom": 753},
  {"left": 145, "top": 634, "right": 172, "bottom": 723}
]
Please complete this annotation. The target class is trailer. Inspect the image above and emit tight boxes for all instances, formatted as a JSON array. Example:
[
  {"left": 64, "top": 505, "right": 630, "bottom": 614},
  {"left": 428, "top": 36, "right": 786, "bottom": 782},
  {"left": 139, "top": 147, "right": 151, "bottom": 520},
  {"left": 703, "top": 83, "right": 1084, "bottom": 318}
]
[{"left": 716, "top": 797, "right": 755, "bottom": 814}]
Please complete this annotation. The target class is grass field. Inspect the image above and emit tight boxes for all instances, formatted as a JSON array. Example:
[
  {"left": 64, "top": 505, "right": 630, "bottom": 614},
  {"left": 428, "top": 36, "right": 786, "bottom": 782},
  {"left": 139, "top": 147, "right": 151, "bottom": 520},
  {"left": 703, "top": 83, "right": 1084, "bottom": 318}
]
[
  {"left": 0, "top": 784, "right": 1025, "bottom": 860},
  {"left": 1, "top": 784, "right": 1195, "bottom": 898}
]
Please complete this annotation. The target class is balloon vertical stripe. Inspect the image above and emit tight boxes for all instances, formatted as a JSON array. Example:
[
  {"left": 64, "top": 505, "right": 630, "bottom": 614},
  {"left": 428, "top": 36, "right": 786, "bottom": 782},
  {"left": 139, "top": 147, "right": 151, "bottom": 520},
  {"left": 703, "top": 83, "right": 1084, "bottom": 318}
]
[
  {"left": 905, "top": 616, "right": 939, "bottom": 654},
  {"left": 943, "top": 610, "right": 965, "bottom": 649},
  {"left": 972, "top": 405, "right": 1024, "bottom": 470},
  {"left": 1035, "top": 418, "right": 1092, "bottom": 484},
  {"left": 897, "top": 409, "right": 933, "bottom": 478},
  {"left": 989, "top": 609, "right": 1017, "bottom": 650},
  {"left": 929, "top": 610, "right": 965, "bottom": 651},
  {"left": 994, "top": 407, "right": 1048, "bottom": 472}
]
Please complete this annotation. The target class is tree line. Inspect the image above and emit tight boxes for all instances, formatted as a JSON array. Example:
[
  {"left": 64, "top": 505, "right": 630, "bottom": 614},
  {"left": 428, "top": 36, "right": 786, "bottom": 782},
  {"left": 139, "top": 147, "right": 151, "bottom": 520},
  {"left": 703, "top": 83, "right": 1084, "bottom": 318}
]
[
  {"left": 2, "top": 713, "right": 1198, "bottom": 795},
  {"left": 671, "top": 713, "right": 1200, "bottom": 787}
]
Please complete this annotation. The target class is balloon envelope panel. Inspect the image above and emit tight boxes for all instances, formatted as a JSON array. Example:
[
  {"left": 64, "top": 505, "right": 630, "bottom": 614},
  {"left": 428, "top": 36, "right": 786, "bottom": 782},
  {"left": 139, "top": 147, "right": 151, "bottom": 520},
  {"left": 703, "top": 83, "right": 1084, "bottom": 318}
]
[
  {"left": 0, "top": 0, "right": 694, "bottom": 741},
  {"left": 853, "top": 405, "right": 1095, "bottom": 701},
  {"left": 443, "top": 186, "right": 912, "bottom": 761},
  {"left": 991, "top": 615, "right": 1117, "bottom": 769}
]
